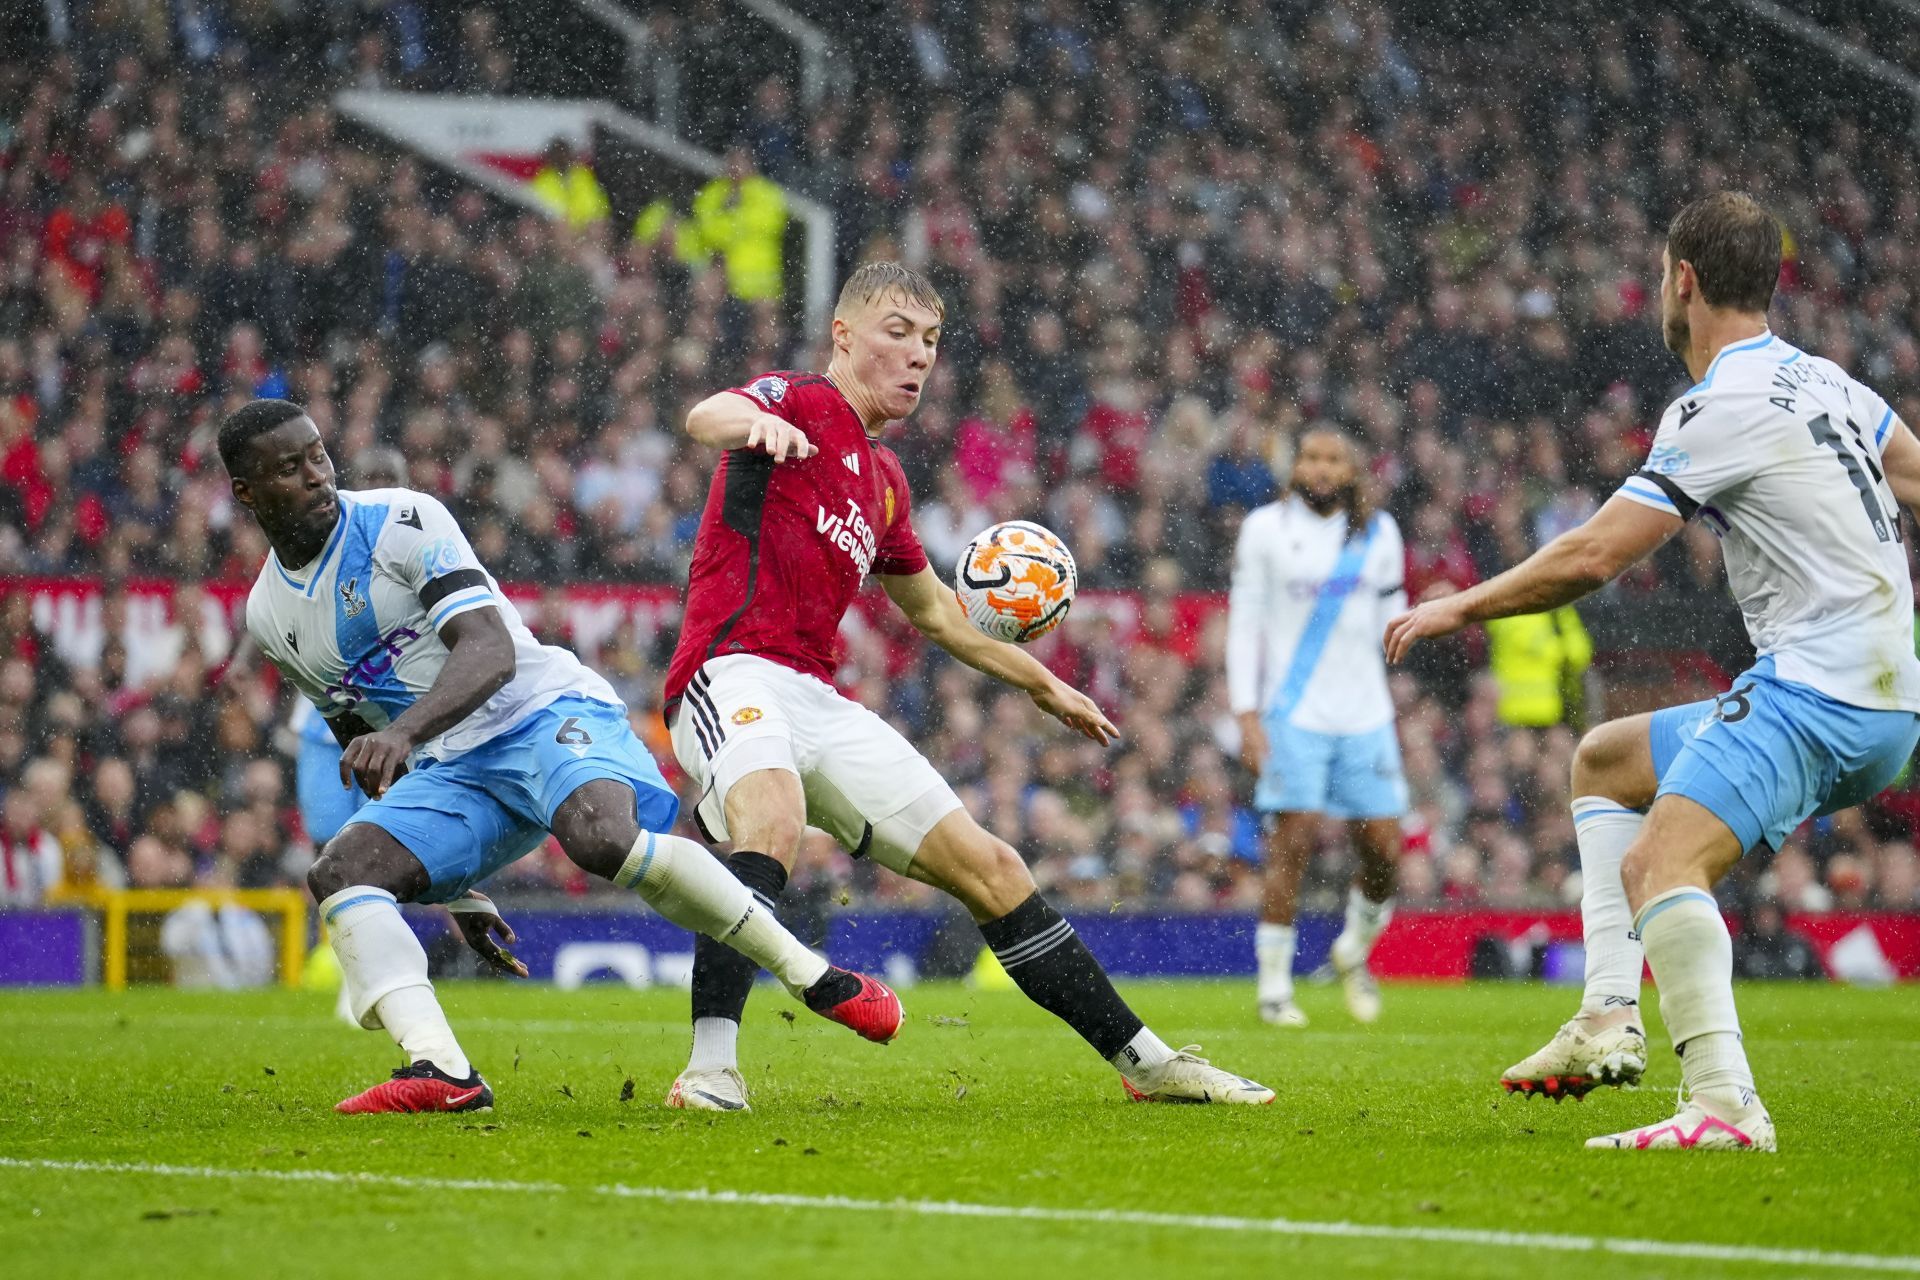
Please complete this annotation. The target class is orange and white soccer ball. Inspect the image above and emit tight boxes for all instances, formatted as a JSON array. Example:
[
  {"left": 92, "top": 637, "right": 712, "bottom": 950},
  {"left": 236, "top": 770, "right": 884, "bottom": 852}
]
[{"left": 954, "top": 520, "right": 1078, "bottom": 644}]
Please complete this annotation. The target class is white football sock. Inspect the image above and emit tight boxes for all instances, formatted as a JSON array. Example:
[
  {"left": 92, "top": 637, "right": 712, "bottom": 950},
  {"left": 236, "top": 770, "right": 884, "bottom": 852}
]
[
  {"left": 688, "top": 1016, "right": 740, "bottom": 1073},
  {"left": 1571, "top": 798, "right": 1646, "bottom": 1017},
  {"left": 614, "top": 833, "right": 829, "bottom": 993},
  {"left": 1255, "top": 922, "right": 1297, "bottom": 1005},
  {"left": 1636, "top": 887, "right": 1754, "bottom": 1099},
  {"left": 1109, "top": 1026, "right": 1176, "bottom": 1076},
  {"left": 370, "top": 986, "right": 471, "bottom": 1079},
  {"left": 320, "top": 886, "right": 470, "bottom": 1078},
  {"left": 1329, "top": 885, "right": 1394, "bottom": 972}
]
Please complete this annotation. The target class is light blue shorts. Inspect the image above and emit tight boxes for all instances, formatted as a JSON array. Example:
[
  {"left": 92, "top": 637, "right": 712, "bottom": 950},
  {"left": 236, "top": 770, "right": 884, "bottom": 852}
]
[
  {"left": 344, "top": 695, "right": 680, "bottom": 903},
  {"left": 1651, "top": 657, "right": 1920, "bottom": 853},
  {"left": 1255, "top": 719, "right": 1407, "bottom": 820},
  {"left": 296, "top": 733, "right": 366, "bottom": 845}
]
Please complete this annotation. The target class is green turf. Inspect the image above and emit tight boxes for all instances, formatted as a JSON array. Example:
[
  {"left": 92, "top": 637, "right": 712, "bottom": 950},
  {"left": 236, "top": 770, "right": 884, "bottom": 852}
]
[{"left": 1, "top": 979, "right": 1916, "bottom": 1278}]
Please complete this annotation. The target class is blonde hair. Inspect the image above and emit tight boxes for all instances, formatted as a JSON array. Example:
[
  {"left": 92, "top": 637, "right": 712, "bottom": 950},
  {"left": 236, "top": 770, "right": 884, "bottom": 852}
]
[{"left": 835, "top": 260, "right": 946, "bottom": 321}]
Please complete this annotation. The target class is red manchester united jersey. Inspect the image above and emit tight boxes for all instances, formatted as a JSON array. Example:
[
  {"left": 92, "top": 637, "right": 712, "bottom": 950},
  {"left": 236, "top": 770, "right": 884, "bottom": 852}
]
[{"left": 664, "top": 371, "right": 930, "bottom": 708}]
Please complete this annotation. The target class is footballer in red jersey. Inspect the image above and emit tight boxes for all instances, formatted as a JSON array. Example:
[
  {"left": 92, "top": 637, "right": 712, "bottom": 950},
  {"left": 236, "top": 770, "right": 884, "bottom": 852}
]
[
  {"left": 662, "top": 369, "right": 930, "bottom": 708},
  {"left": 662, "top": 261, "right": 1273, "bottom": 1112}
]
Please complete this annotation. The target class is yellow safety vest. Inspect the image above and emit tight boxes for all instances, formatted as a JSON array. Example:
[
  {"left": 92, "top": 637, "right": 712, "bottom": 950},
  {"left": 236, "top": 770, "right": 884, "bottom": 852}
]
[
  {"left": 1485, "top": 606, "right": 1593, "bottom": 727},
  {"left": 688, "top": 175, "right": 788, "bottom": 301},
  {"left": 529, "top": 163, "right": 611, "bottom": 228}
]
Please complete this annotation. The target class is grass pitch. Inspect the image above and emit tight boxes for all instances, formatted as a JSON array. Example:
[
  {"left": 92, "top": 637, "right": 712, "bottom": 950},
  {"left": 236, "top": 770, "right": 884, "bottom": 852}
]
[{"left": 2, "top": 979, "right": 1916, "bottom": 1279}]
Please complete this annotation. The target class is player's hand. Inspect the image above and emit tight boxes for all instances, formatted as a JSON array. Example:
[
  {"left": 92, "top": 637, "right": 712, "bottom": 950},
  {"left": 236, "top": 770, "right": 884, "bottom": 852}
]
[
  {"left": 1384, "top": 595, "right": 1472, "bottom": 664},
  {"left": 339, "top": 726, "right": 414, "bottom": 798},
  {"left": 1030, "top": 678, "right": 1120, "bottom": 746},
  {"left": 448, "top": 891, "right": 529, "bottom": 978},
  {"left": 744, "top": 414, "right": 816, "bottom": 462},
  {"left": 1237, "top": 711, "right": 1267, "bottom": 774}
]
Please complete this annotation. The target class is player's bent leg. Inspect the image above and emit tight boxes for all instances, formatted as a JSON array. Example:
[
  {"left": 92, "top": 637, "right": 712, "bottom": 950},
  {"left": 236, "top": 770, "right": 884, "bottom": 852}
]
[
  {"left": 1587, "top": 795, "right": 1774, "bottom": 1152},
  {"left": 1255, "top": 812, "right": 1315, "bottom": 1028},
  {"left": 1569, "top": 713, "right": 1660, "bottom": 1028},
  {"left": 721, "top": 765, "right": 810, "bottom": 866},
  {"left": 1504, "top": 714, "right": 1664, "bottom": 1099},
  {"left": 1307, "top": 726, "right": 1407, "bottom": 1025},
  {"left": 1327, "top": 816, "right": 1399, "bottom": 1025},
  {"left": 310, "top": 826, "right": 491, "bottom": 1115},
  {"left": 547, "top": 778, "right": 901, "bottom": 1048},
  {"left": 672, "top": 765, "right": 815, "bottom": 1110},
  {"left": 908, "top": 810, "right": 1274, "bottom": 1105}
]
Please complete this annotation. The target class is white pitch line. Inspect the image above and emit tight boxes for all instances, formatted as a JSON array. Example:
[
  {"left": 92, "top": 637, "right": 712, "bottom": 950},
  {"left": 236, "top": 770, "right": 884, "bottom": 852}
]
[
  {"left": 2, "top": 1157, "right": 1917, "bottom": 1273},
  {"left": 9, "top": 1009, "right": 1920, "bottom": 1051}
]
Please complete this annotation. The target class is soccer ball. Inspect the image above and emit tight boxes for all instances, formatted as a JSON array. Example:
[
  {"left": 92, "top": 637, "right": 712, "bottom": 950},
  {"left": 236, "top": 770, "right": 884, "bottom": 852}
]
[{"left": 954, "top": 520, "right": 1078, "bottom": 643}]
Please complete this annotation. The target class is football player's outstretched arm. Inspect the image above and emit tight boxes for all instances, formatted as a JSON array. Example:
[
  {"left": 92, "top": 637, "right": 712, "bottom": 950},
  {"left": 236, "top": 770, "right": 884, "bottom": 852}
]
[
  {"left": 1879, "top": 418, "right": 1920, "bottom": 513},
  {"left": 338, "top": 608, "right": 516, "bottom": 798},
  {"left": 684, "top": 391, "right": 816, "bottom": 461},
  {"left": 880, "top": 565, "right": 1118, "bottom": 745},
  {"left": 1384, "top": 497, "right": 1680, "bottom": 663}
]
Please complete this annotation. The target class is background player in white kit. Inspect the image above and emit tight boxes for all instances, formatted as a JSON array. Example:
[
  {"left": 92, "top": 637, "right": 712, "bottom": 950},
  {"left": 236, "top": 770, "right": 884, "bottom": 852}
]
[
  {"left": 1389, "top": 193, "right": 1920, "bottom": 1152},
  {"left": 222, "top": 399, "right": 901, "bottom": 1114},
  {"left": 1228, "top": 429, "right": 1406, "bottom": 1028}
]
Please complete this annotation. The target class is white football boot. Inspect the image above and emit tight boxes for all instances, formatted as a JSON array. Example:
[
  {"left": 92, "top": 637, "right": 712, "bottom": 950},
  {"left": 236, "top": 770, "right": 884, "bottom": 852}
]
[
  {"left": 1259, "top": 1000, "right": 1310, "bottom": 1028},
  {"left": 1586, "top": 1086, "right": 1776, "bottom": 1152},
  {"left": 1330, "top": 956, "right": 1383, "bottom": 1025},
  {"left": 1501, "top": 1014, "right": 1647, "bottom": 1101},
  {"left": 664, "top": 1066, "right": 751, "bottom": 1113},
  {"left": 1122, "top": 1046, "right": 1275, "bottom": 1105}
]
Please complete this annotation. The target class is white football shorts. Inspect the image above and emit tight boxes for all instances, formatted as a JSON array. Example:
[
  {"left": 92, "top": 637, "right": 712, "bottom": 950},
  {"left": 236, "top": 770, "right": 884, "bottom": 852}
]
[{"left": 669, "top": 653, "right": 963, "bottom": 875}]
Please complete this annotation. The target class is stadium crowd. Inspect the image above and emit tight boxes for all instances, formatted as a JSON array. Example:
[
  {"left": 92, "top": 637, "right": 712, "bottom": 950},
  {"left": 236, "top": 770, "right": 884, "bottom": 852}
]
[{"left": 3, "top": 1, "right": 1920, "bottom": 919}]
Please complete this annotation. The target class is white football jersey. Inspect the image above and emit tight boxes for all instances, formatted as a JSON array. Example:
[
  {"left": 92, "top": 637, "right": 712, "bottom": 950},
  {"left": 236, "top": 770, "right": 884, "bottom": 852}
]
[
  {"left": 1617, "top": 330, "right": 1920, "bottom": 712},
  {"left": 1226, "top": 496, "right": 1406, "bottom": 734},
  {"left": 245, "top": 487, "right": 620, "bottom": 762}
]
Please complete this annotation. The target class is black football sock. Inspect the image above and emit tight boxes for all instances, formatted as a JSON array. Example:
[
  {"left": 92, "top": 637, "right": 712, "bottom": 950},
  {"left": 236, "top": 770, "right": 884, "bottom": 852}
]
[
  {"left": 978, "top": 892, "right": 1145, "bottom": 1061},
  {"left": 689, "top": 851, "right": 789, "bottom": 1024}
]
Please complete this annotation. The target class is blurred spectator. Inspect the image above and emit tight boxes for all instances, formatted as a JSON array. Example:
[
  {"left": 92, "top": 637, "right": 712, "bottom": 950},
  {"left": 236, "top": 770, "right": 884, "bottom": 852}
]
[
  {"left": 1, "top": 787, "right": 62, "bottom": 905},
  {"left": 688, "top": 145, "right": 788, "bottom": 302},
  {"left": 528, "top": 138, "right": 610, "bottom": 229},
  {"left": 1733, "top": 903, "right": 1823, "bottom": 980},
  {"left": 1484, "top": 607, "right": 1593, "bottom": 729}
]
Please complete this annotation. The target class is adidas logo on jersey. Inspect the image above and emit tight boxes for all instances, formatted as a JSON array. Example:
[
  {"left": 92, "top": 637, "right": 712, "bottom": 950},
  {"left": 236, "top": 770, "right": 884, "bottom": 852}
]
[{"left": 842, "top": 451, "right": 861, "bottom": 475}]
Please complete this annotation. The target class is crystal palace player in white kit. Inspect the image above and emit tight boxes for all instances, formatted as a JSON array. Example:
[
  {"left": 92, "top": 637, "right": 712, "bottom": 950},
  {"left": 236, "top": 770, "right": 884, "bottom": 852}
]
[
  {"left": 222, "top": 400, "right": 901, "bottom": 1114},
  {"left": 1390, "top": 193, "right": 1920, "bottom": 1152},
  {"left": 1227, "top": 428, "right": 1406, "bottom": 1029},
  {"left": 660, "top": 261, "right": 1272, "bottom": 1110}
]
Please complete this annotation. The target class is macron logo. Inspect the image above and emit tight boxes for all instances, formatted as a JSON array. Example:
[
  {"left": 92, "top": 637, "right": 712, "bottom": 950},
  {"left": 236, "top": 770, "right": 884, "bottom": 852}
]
[{"left": 842, "top": 451, "right": 861, "bottom": 475}]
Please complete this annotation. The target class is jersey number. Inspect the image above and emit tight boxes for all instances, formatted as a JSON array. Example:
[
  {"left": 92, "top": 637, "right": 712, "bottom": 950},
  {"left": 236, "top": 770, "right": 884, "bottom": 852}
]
[
  {"left": 555, "top": 717, "right": 594, "bottom": 747},
  {"left": 1807, "top": 413, "right": 1899, "bottom": 543},
  {"left": 1712, "top": 682, "right": 1755, "bottom": 725}
]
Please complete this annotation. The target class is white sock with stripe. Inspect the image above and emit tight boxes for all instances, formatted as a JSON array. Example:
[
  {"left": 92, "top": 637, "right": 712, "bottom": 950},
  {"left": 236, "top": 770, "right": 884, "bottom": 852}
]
[
  {"left": 1255, "top": 922, "right": 1297, "bottom": 1006},
  {"left": 1636, "top": 886, "right": 1755, "bottom": 1099},
  {"left": 1570, "top": 797, "right": 1645, "bottom": 1019},
  {"left": 613, "top": 832, "right": 829, "bottom": 994},
  {"left": 320, "top": 886, "right": 470, "bottom": 1078}
]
